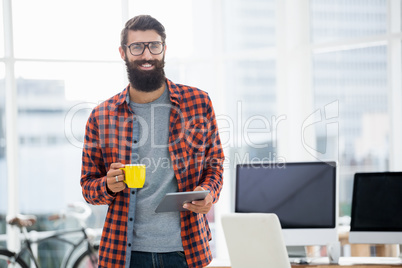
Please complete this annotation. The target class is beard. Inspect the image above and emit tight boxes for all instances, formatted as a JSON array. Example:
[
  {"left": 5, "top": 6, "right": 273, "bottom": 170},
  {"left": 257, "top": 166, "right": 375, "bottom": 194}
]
[{"left": 124, "top": 56, "right": 166, "bottom": 93}]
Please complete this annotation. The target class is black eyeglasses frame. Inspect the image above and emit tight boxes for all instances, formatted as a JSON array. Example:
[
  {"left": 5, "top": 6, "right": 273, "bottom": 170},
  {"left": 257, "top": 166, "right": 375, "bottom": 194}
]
[{"left": 124, "top": 41, "right": 165, "bottom": 56}]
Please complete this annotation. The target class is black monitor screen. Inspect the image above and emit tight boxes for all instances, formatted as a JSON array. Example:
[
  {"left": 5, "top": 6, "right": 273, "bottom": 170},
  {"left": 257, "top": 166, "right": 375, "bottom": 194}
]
[
  {"left": 235, "top": 162, "right": 336, "bottom": 228},
  {"left": 350, "top": 172, "right": 402, "bottom": 231}
]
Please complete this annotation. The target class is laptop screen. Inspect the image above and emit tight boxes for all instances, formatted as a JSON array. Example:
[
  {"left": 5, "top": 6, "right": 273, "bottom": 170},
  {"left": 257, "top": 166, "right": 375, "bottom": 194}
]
[{"left": 350, "top": 172, "right": 402, "bottom": 231}]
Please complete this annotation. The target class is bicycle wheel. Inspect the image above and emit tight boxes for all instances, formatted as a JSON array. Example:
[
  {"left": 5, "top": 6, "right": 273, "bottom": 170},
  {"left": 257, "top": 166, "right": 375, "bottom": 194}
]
[
  {"left": 0, "top": 249, "right": 29, "bottom": 268},
  {"left": 72, "top": 250, "right": 98, "bottom": 268}
]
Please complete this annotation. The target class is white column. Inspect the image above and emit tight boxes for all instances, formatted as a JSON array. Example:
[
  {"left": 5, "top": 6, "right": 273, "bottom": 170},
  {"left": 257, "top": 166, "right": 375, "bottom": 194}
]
[
  {"left": 276, "top": 0, "right": 315, "bottom": 161},
  {"left": 210, "top": 0, "right": 231, "bottom": 261},
  {"left": 388, "top": 0, "right": 402, "bottom": 171},
  {"left": 3, "top": 0, "right": 20, "bottom": 252}
]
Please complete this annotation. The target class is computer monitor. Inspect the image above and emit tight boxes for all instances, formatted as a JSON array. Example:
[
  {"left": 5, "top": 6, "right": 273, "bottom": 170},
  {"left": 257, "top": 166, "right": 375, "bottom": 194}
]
[
  {"left": 235, "top": 161, "right": 338, "bottom": 247},
  {"left": 349, "top": 172, "right": 402, "bottom": 244}
]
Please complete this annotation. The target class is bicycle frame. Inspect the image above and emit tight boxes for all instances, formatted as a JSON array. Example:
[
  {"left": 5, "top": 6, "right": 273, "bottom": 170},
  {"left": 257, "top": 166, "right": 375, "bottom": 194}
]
[{"left": 15, "top": 227, "right": 95, "bottom": 268}]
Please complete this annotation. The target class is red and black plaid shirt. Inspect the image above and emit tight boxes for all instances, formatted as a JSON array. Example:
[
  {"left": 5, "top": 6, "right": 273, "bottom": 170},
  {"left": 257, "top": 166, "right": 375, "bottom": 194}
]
[{"left": 81, "top": 79, "right": 224, "bottom": 268}]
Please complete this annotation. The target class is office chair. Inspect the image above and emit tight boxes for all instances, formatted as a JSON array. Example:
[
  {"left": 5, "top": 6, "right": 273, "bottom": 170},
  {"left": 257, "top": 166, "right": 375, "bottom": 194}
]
[{"left": 221, "top": 213, "right": 291, "bottom": 268}]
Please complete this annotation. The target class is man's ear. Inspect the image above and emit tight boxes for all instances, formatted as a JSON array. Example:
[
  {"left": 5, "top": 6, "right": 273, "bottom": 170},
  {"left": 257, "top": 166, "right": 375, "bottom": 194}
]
[{"left": 119, "top": 46, "right": 126, "bottom": 60}]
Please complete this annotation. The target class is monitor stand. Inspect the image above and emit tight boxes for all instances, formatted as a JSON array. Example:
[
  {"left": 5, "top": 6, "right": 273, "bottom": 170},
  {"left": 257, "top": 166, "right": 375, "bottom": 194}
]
[
  {"left": 287, "top": 246, "right": 307, "bottom": 258},
  {"left": 286, "top": 246, "right": 307, "bottom": 258},
  {"left": 287, "top": 246, "right": 310, "bottom": 264},
  {"left": 399, "top": 245, "right": 402, "bottom": 259},
  {"left": 327, "top": 241, "right": 341, "bottom": 264},
  {"left": 287, "top": 243, "right": 341, "bottom": 264}
]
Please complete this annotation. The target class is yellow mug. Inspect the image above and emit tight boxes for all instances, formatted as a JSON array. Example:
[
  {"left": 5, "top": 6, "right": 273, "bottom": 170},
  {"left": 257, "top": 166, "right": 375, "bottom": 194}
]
[{"left": 120, "top": 164, "right": 146, "bottom": 188}]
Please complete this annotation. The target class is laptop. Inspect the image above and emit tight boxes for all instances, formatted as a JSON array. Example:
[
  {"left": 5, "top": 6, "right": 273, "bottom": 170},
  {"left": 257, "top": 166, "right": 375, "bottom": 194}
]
[{"left": 221, "top": 213, "right": 291, "bottom": 268}]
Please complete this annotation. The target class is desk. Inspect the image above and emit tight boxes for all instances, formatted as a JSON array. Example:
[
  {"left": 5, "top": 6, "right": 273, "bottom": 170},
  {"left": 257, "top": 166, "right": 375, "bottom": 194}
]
[
  {"left": 292, "top": 264, "right": 402, "bottom": 268},
  {"left": 209, "top": 257, "right": 402, "bottom": 267},
  {"left": 210, "top": 266, "right": 401, "bottom": 268},
  {"left": 210, "top": 265, "right": 401, "bottom": 268}
]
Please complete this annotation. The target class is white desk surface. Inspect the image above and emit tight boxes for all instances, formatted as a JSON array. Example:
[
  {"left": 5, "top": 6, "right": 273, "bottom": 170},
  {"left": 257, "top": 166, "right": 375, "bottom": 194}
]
[{"left": 208, "top": 257, "right": 402, "bottom": 267}]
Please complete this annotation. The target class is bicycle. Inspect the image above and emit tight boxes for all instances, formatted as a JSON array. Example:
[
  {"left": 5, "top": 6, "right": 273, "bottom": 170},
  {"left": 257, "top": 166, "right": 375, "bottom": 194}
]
[{"left": 0, "top": 202, "right": 99, "bottom": 268}]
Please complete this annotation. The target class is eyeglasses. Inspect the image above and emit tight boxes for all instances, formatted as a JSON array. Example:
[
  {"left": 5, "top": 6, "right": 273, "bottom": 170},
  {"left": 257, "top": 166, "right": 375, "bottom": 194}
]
[{"left": 125, "top": 41, "right": 165, "bottom": 56}]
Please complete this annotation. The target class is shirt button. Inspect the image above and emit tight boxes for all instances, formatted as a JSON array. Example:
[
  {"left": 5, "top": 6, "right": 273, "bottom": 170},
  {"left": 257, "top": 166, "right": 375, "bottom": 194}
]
[
  {"left": 128, "top": 243, "right": 131, "bottom": 247},
  {"left": 131, "top": 191, "right": 135, "bottom": 195},
  {"left": 130, "top": 218, "right": 133, "bottom": 221},
  {"left": 134, "top": 140, "right": 138, "bottom": 144}
]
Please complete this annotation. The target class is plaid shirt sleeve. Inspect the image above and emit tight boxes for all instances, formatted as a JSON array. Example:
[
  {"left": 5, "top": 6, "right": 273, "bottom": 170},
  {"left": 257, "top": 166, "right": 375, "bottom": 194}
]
[
  {"left": 81, "top": 108, "right": 115, "bottom": 205},
  {"left": 81, "top": 88, "right": 132, "bottom": 267}
]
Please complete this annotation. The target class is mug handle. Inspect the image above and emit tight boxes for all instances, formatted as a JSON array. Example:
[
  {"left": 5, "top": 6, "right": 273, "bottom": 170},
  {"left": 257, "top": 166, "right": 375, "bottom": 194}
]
[{"left": 119, "top": 167, "right": 126, "bottom": 182}]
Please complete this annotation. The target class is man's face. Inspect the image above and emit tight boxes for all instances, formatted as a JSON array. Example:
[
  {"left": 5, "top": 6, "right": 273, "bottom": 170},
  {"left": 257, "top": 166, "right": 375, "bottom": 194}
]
[{"left": 120, "top": 30, "right": 166, "bottom": 92}]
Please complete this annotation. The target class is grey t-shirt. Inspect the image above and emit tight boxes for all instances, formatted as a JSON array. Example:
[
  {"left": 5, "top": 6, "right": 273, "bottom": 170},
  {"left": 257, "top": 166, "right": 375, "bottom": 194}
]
[{"left": 128, "top": 85, "right": 183, "bottom": 252}]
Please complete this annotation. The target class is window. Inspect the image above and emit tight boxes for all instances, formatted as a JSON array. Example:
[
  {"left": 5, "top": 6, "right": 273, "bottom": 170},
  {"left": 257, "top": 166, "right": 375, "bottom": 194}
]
[
  {"left": 311, "top": 0, "right": 391, "bottom": 216},
  {"left": 12, "top": 0, "right": 122, "bottom": 61},
  {"left": 217, "top": 0, "right": 277, "bottom": 259},
  {"left": 311, "top": 0, "right": 387, "bottom": 43},
  {"left": 312, "top": 46, "right": 388, "bottom": 215},
  {"left": 1, "top": 0, "right": 125, "bottom": 232},
  {"left": 14, "top": 61, "right": 126, "bottom": 215}
]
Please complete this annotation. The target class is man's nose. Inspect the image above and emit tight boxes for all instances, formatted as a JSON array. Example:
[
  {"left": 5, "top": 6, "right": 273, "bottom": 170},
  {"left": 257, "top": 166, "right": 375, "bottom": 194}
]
[{"left": 141, "top": 46, "right": 153, "bottom": 60}]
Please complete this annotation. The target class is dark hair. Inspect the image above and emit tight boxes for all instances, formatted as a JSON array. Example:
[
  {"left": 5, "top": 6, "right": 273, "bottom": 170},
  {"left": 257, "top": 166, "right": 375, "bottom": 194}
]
[{"left": 120, "top": 15, "right": 166, "bottom": 50}]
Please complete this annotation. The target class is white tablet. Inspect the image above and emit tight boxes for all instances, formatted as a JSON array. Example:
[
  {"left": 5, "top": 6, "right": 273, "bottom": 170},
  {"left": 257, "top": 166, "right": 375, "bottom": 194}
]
[{"left": 155, "top": 190, "right": 210, "bottom": 213}]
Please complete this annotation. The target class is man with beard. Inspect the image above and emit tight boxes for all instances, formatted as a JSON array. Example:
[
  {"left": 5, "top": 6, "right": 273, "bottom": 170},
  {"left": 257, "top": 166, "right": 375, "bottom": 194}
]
[{"left": 80, "top": 15, "right": 224, "bottom": 268}]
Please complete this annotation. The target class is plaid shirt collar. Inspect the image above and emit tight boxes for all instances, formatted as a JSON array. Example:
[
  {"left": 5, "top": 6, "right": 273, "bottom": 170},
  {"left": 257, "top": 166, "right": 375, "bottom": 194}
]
[{"left": 116, "top": 78, "right": 181, "bottom": 108}]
